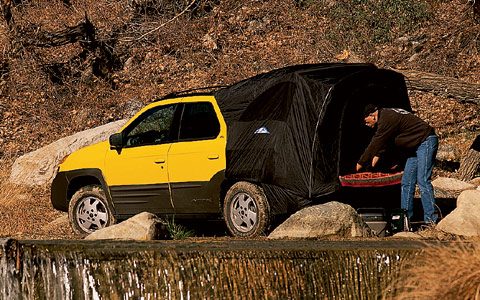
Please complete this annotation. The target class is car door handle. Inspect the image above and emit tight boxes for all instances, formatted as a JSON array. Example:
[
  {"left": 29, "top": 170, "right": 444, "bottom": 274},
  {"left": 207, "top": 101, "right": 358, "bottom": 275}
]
[
  {"left": 154, "top": 159, "right": 166, "bottom": 164},
  {"left": 208, "top": 154, "right": 219, "bottom": 160}
]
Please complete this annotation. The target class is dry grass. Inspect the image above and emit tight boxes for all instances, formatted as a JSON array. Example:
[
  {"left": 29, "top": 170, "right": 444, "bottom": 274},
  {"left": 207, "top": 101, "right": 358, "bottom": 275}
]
[
  {"left": 0, "top": 160, "right": 75, "bottom": 239},
  {"left": 391, "top": 241, "right": 480, "bottom": 299},
  {"left": 0, "top": 0, "right": 478, "bottom": 240}
]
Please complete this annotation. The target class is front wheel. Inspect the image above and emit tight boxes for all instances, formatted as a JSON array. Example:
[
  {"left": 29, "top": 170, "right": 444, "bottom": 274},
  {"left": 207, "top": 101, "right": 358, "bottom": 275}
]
[
  {"left": 68, "top": 185, "right": 116, "bottom": 235},
  {"left": 223, "top": 182, "right": 270, "bottom": 237}
]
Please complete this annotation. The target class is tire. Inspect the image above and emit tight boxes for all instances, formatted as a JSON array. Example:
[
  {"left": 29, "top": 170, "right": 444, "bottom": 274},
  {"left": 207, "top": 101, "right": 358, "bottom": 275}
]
[
  {"left": 223, "top": 182, "right": 271, "bottom": 237},
  {"left": 68, "top": 185, "right": 116, "bottom": 235}
]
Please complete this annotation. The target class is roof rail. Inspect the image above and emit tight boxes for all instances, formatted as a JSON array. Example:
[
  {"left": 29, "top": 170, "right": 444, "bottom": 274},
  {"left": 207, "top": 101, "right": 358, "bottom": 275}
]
[{"left": 154, "top": 85, "right": 228, "bottom": 102}]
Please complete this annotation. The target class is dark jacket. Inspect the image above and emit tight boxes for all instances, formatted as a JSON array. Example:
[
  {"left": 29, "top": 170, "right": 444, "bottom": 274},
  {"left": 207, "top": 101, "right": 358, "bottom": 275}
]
[{"left": 358, "top": 108, "right": 435, "bottom": 166}]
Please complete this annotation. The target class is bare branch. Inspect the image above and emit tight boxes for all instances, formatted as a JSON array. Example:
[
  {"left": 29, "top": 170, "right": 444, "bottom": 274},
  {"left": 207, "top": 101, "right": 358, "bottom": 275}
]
[{"left": 121, "top": 0, "right": 197, "bottom": 43}]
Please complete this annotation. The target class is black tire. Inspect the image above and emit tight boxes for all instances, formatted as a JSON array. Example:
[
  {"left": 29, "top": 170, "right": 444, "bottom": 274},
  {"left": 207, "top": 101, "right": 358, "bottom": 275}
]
[
  {"left": 68, "top": 185, "right": 116, "bottom": 235},
  {"left": 223, "top": 182, "right": 271, "bottom": 237}
]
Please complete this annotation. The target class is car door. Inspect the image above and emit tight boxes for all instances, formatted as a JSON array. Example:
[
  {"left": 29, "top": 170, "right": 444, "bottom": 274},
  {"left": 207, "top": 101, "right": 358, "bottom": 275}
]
[
  {"left": 103, "top": 103, "right": 179, "bottom": 217},
  {"left": 167, "top": 100, "right": 227, "bottom": 215}
]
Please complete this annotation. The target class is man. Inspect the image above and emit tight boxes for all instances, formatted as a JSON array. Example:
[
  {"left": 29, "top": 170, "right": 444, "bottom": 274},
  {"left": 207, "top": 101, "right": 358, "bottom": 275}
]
[{"left": 356, "top": 104, "right": 439, "bottom": 224}]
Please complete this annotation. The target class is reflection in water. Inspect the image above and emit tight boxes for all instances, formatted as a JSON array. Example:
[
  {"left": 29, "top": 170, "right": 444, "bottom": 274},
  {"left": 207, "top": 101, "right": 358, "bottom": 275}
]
[{"left": 0, "top": 239, "right": 424, "bottom": 299}]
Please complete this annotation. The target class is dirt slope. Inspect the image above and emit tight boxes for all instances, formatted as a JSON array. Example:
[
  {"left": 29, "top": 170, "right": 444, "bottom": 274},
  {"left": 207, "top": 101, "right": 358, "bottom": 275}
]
[{"left": 0, "top": 0, "right": 478, "bottom": 239}]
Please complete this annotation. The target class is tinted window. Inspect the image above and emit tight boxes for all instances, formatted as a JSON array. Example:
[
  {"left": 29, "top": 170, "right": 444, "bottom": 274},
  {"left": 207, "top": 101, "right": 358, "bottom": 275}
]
[
  {"left": 124, "top": 104, "right": 177, "bottom": 147},
  {"left": 179, "top": 102, "right": 220, "bottom": 141}
]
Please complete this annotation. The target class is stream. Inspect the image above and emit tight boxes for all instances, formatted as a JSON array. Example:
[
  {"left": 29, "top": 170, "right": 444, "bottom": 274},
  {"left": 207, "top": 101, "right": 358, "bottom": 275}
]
[{"left": 0, "top": 239, "right": 430, "bottom": 299}]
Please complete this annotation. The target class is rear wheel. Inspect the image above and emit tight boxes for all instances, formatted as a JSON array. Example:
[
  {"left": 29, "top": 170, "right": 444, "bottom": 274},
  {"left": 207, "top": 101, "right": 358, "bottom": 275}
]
[
  {"left": 68, "top": 185, "right": 116, "bottom": 235},
  {"left": 223, "top": 182, "right": 270, "bottom": 237}
]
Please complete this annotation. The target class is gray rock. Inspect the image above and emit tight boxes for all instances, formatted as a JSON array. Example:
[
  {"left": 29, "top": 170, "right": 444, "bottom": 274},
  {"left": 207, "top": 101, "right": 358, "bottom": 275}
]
[
  {"left": 202, "top": 34, "right": 218, "bottom": 50},
  {"left": 432, "top": 177, "right": 476, "bottom": 198},
  {"left": 407, "top": 53, "right": 420, "bottom": 62},
  {"left": 124, "top": 57, "right": 134, "bottom": 70},
  {"left": 436, "top": 143, "right": 461, "bottom": 162},
  {"left": 391, "top": 231, "right": 422, "bottom": 239},
  {"left": 86, "top": 212, "right": 168, "bottom": 240},
  {"left": 9, "top": 119, "right": 126, "bottom": 186},
  {"left": 42, "top": 214, "right": 69, "bottom": 230},
  {"left": 437, "top": 190, "right": 480, "bottom": 236},
  {"left": 268, "top": 201, "right": 372, "bottom": 239},
  {"left": 468, "top": 177, "right": 480, "bottom": 187}
]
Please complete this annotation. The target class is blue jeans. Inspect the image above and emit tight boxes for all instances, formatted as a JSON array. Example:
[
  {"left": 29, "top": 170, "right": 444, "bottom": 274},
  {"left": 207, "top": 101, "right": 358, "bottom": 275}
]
[{"left": 401, "top": 135, "right": 438, "bottom": 223}]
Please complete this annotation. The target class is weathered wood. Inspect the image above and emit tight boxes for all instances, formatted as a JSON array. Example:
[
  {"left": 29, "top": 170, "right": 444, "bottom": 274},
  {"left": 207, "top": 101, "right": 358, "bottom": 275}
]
[
  {"left": 1, "top": 0, "right": 13, "bottom": 27},
  {"left": 21, "top": 17, "right": 96, "bottom": 48},
  {"left": 394, "top": 69, "right": 480, "bottom": 105},
  {"left": 458, "top": 135, "right": 480, "bottom": 181},
  {"left": 474, "top": 0, "right": 480, "bottom": 20}
]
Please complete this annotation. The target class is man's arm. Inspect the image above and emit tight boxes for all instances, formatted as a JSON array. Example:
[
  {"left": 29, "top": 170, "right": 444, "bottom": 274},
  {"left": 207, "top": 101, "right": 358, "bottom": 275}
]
[{"left": 358, "top": 112, "right": 398, "bottom": 167}]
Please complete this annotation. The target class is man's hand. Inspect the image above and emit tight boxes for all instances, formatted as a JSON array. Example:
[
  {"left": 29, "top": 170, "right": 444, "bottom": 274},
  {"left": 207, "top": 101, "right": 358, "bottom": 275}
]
[
  {"left": 356, "top": 163, "right": 362, "bottom": 172},
  {"left": 372, "top": 156, "right": 380, "bottom": 167}
]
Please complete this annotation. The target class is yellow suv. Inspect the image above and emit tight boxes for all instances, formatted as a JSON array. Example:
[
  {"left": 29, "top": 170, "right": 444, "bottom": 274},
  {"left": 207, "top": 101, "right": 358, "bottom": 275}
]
[
  {"left": 51, "top": 63, "right": 411, "bottom": 237},
  {"left": 51, "top": 95, "right": 270, "bottom": 237}
]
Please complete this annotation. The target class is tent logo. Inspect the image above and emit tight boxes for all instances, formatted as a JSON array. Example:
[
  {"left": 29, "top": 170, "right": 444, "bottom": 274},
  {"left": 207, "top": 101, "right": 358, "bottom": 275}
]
[{"left": 254, "top": 126, "right": 270, "bottom": 134}]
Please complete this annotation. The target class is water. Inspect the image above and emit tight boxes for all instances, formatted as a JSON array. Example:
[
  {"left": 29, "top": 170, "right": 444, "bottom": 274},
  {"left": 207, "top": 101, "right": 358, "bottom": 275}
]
[{"left": 0, "top": 239, "right": 427, "bottom": 299}]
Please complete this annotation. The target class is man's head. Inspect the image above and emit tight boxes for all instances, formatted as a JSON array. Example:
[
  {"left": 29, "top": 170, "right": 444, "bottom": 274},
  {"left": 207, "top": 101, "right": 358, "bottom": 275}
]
[{"left": 363, "top": 104, "right": 378, "bottom": 128}]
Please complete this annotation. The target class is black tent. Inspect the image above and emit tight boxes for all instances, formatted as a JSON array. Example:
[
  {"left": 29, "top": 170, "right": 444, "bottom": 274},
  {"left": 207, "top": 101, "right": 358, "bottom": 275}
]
[{"left": 214, "top": 63, "right": 411, "bottom": 215}]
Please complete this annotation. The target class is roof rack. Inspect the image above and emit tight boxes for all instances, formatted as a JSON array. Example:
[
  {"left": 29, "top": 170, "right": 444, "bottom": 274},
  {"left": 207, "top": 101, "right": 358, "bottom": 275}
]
[{"left": 154, "top": 85, "right": 228, "bottom": 102}]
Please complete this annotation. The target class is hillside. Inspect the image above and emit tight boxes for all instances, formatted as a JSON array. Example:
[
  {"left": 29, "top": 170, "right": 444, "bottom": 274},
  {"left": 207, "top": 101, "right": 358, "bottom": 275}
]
[{"left": 0, "top": 0, "right": 479, "bottom": 238}]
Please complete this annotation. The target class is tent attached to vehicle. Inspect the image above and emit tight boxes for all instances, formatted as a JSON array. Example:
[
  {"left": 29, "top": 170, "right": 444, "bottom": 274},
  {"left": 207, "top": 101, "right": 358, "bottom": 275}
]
[{"left": 214, "top": 63, "right": 411, "bottom": 214}]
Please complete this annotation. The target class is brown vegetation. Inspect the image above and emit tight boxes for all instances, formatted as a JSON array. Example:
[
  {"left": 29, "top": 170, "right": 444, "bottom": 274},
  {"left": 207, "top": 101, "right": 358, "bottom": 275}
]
[
  {"left": 0, "top": 164, "right": 72, "bottom": 238},
  {"left": 391, "top": 242, "right": 480, "bottom": 299},
  {"left": 0, "top": 0, "right": 479, "bottom": 240}
]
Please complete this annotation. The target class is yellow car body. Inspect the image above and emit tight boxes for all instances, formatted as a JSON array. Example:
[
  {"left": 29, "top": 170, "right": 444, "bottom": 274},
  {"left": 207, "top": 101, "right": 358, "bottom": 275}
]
[{"left": 52, "top": 95, "right": 228, "bottom": 226}]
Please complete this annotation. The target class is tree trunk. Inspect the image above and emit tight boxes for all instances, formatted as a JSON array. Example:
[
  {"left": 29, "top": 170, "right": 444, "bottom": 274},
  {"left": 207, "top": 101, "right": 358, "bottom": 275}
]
[
  {"left": 458, "top": 135, "right": 480, "bottom": 181},
  {"left": 474, "top": 0, "right": 480, "bottom": 20},
  {"left": 393, "top": 69, "right": 480, "bottom": 105}
]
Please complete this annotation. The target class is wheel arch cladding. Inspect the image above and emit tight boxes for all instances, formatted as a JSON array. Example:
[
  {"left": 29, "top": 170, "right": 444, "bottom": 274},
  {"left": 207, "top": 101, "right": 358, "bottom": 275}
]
[
  {"left": 67, "top": 175, "right": 102, "bottom": 200},
  {"left": 219, "top": 179, "right": 236, "bottom": 210},
  {"left": 51, "top": 168, "right": 112, "bottom": 212}
]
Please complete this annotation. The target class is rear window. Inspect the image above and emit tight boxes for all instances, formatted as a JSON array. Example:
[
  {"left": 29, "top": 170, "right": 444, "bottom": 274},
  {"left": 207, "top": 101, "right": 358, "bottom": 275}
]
[{"left": 178, "top": 102, "right": 220, "bottom": 141}]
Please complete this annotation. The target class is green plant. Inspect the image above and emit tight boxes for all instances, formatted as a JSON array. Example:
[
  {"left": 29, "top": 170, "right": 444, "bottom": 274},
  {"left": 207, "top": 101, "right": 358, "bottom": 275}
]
[
  {"left": 293, "top": 0, "right": 317, "bottom": 8},
  {"left": 326, "top": 0, "right": 433, "bottom": 51},
  {"left": 166, "top": 218, "right": 195, "bottom": 240}
]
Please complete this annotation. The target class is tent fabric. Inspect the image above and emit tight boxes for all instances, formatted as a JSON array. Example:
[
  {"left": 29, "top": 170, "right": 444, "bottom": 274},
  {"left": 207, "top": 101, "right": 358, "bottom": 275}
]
[{"left": 213, "top": 63, "right": 411, "bottom": 215}]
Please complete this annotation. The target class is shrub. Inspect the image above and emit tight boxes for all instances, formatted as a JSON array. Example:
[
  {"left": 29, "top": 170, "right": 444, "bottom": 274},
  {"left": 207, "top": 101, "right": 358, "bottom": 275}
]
[
  {"left": 325, "top": 0, "right": 433, "bottom": 51},
  {"left": 390, "top": 242, "right": 480, "bottom": 299},
  {"left": 166, "top": 218, "right": 195, "bottom": 240}
]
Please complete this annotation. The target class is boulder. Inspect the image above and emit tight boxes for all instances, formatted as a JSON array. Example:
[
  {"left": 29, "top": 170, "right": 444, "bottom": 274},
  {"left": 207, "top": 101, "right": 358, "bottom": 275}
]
[
  {"left": 85, "top": 212, "right": 169, "bottom": 240},
  {"left": 432, "top": 177, "right": 476, "bottom": 198},
  {"left": 391, "top": 231, "right": 422, "bottom": 239},
  {"left": 9, "top": 119, "right": 126, "bottom": 186},
  {"left": 42, "top": 214, "right": 69, "bottom": 231},
  {"left": 436, "top": 190, "right": 480, "bottom": 236},
  {"left": 469, "top": 177, "right": 480, "bottom": 187},
  {"left": 436, "top": 143, "right": 461, "bottom": 162},
  {"left": 268, "top": 201, "right": 372, "bottom": 239}
]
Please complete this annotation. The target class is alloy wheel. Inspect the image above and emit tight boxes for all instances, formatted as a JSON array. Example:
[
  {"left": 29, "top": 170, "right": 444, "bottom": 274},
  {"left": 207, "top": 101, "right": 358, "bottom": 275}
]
[
  {"left": 75, "top": 196, "right": 109, "bottom": 233},
  {"left": 229, "top": 192, "right": 258, "bottom": 233}
]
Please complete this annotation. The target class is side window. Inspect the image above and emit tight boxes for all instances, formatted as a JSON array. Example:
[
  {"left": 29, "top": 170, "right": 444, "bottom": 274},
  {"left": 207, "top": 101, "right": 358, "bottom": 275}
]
[
  {"left": 179, "top": 102, "right": 220, "bottom": 141},
  {"left": 124, "top": 104, "right": 177, "bottom": 147}
]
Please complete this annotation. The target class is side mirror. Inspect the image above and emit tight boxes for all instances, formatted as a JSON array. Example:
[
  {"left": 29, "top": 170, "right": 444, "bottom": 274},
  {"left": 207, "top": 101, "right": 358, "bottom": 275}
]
[{"left": 109, "top": 132, "right": 123, "bottom": 150}]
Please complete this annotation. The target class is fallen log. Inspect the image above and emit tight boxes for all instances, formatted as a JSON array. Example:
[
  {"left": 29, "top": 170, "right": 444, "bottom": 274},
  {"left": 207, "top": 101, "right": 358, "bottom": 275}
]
[
  {"left": 393, "top": 69, "right": 480, "bottom": 105},
  {"left": 458, "top": 135, "right": 480, "bottom": 181}
]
